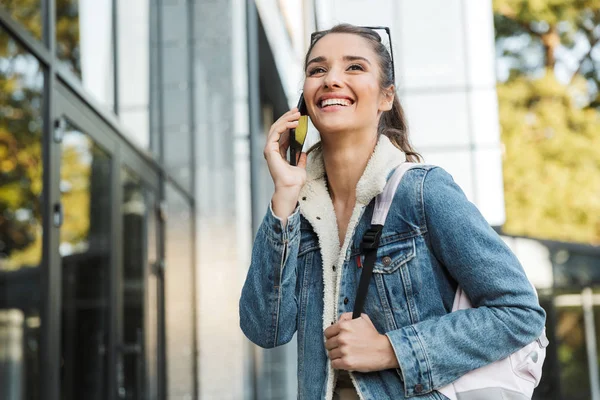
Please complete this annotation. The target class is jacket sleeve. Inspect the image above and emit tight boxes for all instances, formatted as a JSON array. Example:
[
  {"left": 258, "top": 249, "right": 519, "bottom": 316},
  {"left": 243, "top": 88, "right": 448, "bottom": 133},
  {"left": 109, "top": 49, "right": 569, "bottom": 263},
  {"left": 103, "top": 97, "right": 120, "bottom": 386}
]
[
  {"left": 385, "top": 167, "right": 546, "bottom": 397},
  {"left": 239, "top": 203, "right": 302, "bottom": 348}
]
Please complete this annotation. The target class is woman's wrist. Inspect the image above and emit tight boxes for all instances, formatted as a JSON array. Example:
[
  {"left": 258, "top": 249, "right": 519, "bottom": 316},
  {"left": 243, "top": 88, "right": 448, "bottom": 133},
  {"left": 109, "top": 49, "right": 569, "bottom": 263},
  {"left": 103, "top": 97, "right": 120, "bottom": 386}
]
[
  {"left": 271, "top": 189, "right": 300, "bottom": 225},
  {"left": 379, "top": 334, "right": 400, "bottom": 370}
]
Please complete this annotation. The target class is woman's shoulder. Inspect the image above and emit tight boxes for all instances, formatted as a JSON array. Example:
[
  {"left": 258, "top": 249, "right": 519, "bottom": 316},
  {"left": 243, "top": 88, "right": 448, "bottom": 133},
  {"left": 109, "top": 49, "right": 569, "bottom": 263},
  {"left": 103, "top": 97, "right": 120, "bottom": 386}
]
[
  {"left": 400, "top": 164, "right": 458, "bottom": 190},
  {"left": 395, "top": 163, "right": 451, "bottom": 193},
  {"left": 394, "top": 164, "right": 467, "bottom": 212}
]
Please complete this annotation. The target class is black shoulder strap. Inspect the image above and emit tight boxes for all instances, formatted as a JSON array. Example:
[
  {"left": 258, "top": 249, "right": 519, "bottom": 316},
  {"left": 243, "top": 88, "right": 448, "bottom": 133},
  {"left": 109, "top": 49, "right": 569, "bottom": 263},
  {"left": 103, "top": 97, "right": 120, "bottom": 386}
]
[
  {"left": 352, "top": 225, "right": 383, "bottom": 319},
  {"left": 352, "top": 163, "right": 418, "bottom": 319}
]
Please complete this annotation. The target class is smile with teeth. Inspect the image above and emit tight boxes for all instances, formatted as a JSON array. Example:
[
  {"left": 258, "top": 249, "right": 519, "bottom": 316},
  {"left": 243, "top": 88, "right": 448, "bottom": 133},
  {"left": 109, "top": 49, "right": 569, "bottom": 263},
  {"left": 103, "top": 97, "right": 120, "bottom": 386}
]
[{"left": 320, "top": 98, "right": 353, "bottom": 108}]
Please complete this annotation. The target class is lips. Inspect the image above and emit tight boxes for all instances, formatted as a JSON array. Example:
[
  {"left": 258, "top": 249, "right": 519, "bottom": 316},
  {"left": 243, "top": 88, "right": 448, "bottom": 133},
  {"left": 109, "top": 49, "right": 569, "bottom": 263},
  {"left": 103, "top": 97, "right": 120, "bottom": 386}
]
[{"left": 317, "top": 95, "right": 354, "bottom": 108}]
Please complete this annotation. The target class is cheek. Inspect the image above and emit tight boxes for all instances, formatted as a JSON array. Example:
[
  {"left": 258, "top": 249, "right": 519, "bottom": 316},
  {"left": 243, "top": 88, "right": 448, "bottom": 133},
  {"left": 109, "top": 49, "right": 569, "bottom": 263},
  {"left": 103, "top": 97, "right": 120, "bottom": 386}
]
[
  {"left": 355, "top": 81, "right": 383, "bottom": 109},
  {"left": 303, "top": 80, "right": 320, "bottom": 110},
  {"left": 303, "top": 79, "right": 319, "bottom": 97}
]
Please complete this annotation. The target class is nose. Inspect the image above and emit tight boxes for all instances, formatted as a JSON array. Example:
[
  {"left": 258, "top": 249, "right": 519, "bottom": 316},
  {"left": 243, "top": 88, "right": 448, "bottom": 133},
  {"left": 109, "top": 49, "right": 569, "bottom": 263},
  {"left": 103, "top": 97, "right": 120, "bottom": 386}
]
[{"left": 323, "top": 67, "right": 343, "bottom": 89}]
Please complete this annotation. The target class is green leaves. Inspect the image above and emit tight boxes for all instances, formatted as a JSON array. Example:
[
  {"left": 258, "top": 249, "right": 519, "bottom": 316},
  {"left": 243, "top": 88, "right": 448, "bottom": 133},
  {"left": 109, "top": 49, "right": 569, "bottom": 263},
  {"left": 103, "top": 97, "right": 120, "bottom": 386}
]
[
  {"left": 494, "top": 0, "right": 600, "bottom": 244},
  {"left": 498, "top": 69, "right": 600, "bottom": 243}
]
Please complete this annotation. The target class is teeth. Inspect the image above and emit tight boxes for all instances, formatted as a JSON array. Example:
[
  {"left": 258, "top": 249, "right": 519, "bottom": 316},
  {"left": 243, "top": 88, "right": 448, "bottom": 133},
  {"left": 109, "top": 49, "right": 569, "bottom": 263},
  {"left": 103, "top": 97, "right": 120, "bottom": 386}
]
[{"left": 321, "top": 98, "right": 352, "bottom": 107}]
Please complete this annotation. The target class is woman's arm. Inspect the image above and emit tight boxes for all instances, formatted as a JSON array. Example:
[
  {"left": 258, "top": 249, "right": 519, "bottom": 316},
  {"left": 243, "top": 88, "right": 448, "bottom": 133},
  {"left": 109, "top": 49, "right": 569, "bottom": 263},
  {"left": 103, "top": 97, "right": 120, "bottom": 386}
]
[
  {"left": 239, "top": 203, "right": 302, "bottom": 348},
  {"left": 385, "top": 167, "right": 546, "bottom": 397}
]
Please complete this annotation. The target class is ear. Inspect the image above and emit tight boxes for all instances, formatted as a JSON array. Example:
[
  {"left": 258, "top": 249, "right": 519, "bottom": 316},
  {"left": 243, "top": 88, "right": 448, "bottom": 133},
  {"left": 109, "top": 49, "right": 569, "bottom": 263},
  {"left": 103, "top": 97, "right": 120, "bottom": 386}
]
[{"left": 379, "top": 85, "right": 395, "bottom": 112}]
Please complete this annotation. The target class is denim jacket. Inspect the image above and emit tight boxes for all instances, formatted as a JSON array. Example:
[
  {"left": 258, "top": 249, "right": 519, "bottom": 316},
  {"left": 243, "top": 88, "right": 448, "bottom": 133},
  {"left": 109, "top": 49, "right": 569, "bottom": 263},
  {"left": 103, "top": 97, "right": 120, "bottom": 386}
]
[{"left": 239, "top": 136, "right": 546, "bottom": 400}]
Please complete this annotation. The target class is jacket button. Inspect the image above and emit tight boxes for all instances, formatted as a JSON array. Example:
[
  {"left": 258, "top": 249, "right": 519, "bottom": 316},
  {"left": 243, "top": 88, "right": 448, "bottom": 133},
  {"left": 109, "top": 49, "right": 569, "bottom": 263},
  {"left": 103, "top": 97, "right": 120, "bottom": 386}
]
[
  {"left": 382, "top": 256, "right": 392, "bottom": 266},
  {"left": 344, "top": 297, "right": 349, "bottom": 305},
  {"left": 273, "top": 224, "right": 281, "bottom": 233},
  {"left": 332, "top": 265, "right": 336, "bottom": 271},
  {"left": 414, "top": 384, "right": 423, "bottom": 393}
]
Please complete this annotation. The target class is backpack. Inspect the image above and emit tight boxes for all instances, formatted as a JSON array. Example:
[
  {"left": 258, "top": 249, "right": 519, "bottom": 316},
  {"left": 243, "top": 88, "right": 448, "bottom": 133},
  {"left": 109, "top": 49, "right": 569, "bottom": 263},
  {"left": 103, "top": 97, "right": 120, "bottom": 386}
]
[{"left": 352, "top": 162, "right": 549, "bottom": 400}]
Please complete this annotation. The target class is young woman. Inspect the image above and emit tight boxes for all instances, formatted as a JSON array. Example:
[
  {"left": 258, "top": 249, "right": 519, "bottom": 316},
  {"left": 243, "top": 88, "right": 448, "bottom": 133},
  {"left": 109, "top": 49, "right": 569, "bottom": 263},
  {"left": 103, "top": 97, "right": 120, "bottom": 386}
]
[{"left": 239, "top": 24, "right": 546, "bottom": 400}]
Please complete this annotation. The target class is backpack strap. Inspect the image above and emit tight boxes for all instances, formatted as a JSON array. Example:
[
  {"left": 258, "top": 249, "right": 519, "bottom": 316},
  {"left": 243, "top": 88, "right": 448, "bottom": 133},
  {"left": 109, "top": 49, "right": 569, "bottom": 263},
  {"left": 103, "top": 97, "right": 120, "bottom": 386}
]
[{"left": 352, "top": 162, "right": 419, "bottom": 319}]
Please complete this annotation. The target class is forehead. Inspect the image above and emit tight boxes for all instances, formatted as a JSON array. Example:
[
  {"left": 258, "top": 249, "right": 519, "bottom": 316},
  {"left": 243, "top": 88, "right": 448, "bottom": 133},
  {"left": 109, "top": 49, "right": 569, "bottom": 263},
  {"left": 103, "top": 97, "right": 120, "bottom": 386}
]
[{"left": 308, "top": 33, "right": 377, "bottom": 61}]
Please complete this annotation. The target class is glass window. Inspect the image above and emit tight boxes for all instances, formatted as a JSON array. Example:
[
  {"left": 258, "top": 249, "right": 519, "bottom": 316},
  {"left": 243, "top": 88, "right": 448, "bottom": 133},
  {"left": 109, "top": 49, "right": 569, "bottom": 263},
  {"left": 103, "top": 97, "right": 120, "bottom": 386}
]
[
  {"left": 1, "top": 0, "right": 43, "bottom": 40},
  {"left": 165, "top": 184, "right": 194, "bottom": 399},
  {"left": 56, "top": 0, "right": 114, "bottom": 109},
  {"left": 59, "top": 120, "right": 112, "bottom": 400},
  {"left": 145, "top": 191, "right": 160, "bottom": 400},
  {"left": 121, "top": 168, "right": 155, "bottom": 399},
  {"left": 0, "top": 26, "right": 44, "bottom": 400},
  {"left": 117, "top": 0, "right": 150, "bottom": 149}
]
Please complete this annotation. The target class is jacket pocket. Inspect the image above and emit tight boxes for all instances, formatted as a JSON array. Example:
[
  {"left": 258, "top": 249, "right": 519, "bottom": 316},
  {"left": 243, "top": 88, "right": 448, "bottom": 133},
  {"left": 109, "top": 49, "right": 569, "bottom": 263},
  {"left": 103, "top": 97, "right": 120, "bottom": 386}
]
[
  {"left": 370, "top": 237, "right": 419, "bottom": 328},
  {"left": 372, "top": 236, "right": 416, "bottom": 274}
]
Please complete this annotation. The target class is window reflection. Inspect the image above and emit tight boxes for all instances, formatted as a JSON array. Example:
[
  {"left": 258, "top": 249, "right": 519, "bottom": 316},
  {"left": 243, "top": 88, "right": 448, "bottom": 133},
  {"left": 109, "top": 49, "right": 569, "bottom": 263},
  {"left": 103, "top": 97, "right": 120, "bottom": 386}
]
[
  {"left": 0, "top": 25, "right": 43, "bottom": 400},
  {"left": 59, "top": 120, "right": 112, "bottom": 400},
  {"left": 1, "top": 0, "right": 43, "bottom": 40},
  {"left": 56, "top": 0, "right": 114, "bottom": 109},
  {"left": 121, "top": 168, "right": 152, "bottom": 399},
  {"left": 165, "top": 185, "right": 194, "bottom": 399}
]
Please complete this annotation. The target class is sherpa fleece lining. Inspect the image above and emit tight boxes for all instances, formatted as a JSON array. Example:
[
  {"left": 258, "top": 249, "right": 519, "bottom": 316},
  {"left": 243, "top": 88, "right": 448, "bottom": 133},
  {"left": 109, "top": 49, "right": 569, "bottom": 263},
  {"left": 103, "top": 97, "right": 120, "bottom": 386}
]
[{"left": 298, "top": 135, "right": 406, "bottom": 400}]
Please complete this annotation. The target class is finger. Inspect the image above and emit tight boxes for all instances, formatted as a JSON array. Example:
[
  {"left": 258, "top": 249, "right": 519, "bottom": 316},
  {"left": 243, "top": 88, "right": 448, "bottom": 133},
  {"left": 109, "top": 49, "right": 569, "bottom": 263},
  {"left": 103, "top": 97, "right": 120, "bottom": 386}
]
[
  {"left": 324, "top": 335, "right": 339, "bottom": 351},
  {"left": 331, "top": 358, "right": 349, "bottom": 371},
  {"left": 267, "top": 120, "right": 299, "bottom": 144},
  {"left": 328, "top": 348, "right": 343, "bottom": 360},
  {"left": 296, "top": 152, "right": 308, "bottom": 169},
  {"left": 279, "top": 132, "right": 290, "bottom": 157},
  {"left": 324, "top": 323, "right": 341, "bottom": 339},
  {"left": 274, "top": 110, "right": 301, "bottom": 129},
  {"left": 339, "top": 312, "right": 353, "bottom": 322}
]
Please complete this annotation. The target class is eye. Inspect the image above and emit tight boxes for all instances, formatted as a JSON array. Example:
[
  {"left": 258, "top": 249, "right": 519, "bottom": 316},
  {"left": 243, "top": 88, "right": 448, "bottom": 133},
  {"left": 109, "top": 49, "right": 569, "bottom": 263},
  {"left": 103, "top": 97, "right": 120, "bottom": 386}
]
[
  {"left": 347, "top": 64, "right": 364, "bottom": 71},
  {"left": 307, "top": 66, "right": 326, "bottom": 76}
]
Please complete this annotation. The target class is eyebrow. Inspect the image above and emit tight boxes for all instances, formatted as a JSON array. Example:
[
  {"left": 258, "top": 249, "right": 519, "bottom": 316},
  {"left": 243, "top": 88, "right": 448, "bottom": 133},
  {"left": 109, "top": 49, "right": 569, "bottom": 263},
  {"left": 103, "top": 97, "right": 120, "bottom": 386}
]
[{"left": 306, "top": 55, "right": 372, "bottom": 68}]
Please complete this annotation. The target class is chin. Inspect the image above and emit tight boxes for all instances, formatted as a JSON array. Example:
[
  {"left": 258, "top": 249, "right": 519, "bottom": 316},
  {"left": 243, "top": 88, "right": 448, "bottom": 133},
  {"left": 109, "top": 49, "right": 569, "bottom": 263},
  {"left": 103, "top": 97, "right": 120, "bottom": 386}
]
[
  {"left": 315, "top": 123, "right": 353, "bottom": 136},
  {"left": 314, "top": 118, "right": 356, "bottom": 135}
]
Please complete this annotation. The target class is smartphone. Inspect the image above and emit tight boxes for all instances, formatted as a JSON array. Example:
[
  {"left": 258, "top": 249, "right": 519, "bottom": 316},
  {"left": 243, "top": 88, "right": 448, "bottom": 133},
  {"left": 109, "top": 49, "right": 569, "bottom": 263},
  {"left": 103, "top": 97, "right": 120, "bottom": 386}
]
[{"left": 289, "top": 94, "right": 309, "bottom": 166}]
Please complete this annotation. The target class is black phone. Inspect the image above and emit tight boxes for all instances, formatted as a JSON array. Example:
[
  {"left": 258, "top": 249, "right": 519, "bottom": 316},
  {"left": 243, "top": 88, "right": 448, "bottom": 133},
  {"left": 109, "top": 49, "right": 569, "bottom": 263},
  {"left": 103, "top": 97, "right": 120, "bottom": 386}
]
[{"left": 289, "top": 94, "right": 308, "bottom": 166}]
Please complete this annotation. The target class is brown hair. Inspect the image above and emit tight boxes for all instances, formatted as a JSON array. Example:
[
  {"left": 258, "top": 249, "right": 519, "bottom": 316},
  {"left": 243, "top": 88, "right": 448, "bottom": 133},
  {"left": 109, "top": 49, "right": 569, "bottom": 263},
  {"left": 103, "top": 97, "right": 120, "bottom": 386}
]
[{"left": 304, "top": 24, "right": 422, "bottom": 162}]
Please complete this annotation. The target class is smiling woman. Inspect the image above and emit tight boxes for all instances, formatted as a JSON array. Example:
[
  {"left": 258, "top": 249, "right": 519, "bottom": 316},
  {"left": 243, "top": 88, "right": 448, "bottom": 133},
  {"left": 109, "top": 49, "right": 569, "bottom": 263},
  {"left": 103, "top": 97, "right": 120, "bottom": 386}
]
[
  {"left": 240, "top": 23, "right": 546, "bottom": 400},
  {"left": 302, "top": 25, "right": 419, "bottom": 164}
]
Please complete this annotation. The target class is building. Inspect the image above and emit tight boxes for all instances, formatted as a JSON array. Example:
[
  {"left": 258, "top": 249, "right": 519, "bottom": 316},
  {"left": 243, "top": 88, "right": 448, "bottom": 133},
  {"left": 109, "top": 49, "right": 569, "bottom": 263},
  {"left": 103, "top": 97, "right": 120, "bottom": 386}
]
[{"left": 0, "top": 0, "right": 317, "bottom": 397}]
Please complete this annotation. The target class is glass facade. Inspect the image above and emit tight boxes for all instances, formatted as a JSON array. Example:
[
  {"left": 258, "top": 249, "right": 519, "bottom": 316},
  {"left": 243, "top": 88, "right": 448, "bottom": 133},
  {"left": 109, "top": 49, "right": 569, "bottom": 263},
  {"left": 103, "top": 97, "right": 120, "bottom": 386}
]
[
  {"left": 1, "top": 0, "right": 42, "bottom": 40},
  {"left": 0, "top": 24, "right": 44, "bottom": 400},
  {"left": 59, "top": 120, "right": 112, "bottom": 400},
  {"left": 0, "top": 1, "right": 197, "bottom": 399},
  {"left": 56, "top": 0, "right": 115, "bottom": 109}
]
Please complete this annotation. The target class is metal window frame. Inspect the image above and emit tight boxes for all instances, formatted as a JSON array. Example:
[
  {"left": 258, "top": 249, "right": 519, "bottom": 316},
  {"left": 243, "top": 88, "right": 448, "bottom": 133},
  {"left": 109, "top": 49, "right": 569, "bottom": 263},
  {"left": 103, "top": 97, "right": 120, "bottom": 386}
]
[{"left": 0, "top": 1, "right": 199, "bottom": 399}]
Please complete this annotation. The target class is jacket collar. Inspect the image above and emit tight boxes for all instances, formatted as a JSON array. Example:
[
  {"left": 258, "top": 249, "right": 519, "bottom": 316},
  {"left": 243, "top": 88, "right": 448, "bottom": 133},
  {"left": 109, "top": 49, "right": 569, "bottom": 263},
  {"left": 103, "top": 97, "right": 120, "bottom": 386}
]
[{"left": 301, "top": 134, "right": 406, "bottom": 207}]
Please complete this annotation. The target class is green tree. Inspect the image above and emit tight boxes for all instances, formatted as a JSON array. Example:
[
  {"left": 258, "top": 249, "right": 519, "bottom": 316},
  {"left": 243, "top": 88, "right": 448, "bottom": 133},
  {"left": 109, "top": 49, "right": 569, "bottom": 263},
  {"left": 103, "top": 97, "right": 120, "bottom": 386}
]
[
  {"left": 0, "top": 0, "right": 85, "bottom": 268},
  {"left": 493, "top": 0, "right": 600, "bottom": 244}
]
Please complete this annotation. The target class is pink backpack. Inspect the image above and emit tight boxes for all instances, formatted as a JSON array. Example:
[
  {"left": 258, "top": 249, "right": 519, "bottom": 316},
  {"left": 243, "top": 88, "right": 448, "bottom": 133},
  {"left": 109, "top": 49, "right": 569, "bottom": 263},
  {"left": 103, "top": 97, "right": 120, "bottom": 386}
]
[{"left": 354, "top": 163, "right": 548, "bottom": 400}]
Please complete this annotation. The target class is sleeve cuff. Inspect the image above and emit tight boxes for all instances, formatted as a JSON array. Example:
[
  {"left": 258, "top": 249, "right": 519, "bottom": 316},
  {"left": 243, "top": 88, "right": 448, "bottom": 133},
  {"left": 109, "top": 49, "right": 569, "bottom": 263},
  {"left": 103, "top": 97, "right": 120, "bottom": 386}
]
[
  {"left": 265, "top": 202, "right": 301, "bottom": 242},
  {"left": 386, "top": 326, "right": 433, "bottom": 397}
]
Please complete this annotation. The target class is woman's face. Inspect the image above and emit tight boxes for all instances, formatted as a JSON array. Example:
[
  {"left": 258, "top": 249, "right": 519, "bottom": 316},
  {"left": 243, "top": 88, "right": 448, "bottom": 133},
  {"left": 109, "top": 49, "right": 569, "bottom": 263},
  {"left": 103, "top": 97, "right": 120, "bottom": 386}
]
[{"left": 303, "top": 33, "right": 393, "bottom": 136}]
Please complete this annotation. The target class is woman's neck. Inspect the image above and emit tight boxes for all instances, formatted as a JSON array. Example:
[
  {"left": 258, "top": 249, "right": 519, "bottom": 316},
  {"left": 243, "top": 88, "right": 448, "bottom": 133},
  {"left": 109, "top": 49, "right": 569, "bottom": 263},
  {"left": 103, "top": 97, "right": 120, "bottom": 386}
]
[{"left": 321, "top": 130, "right": 378, "bottom": 208}]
